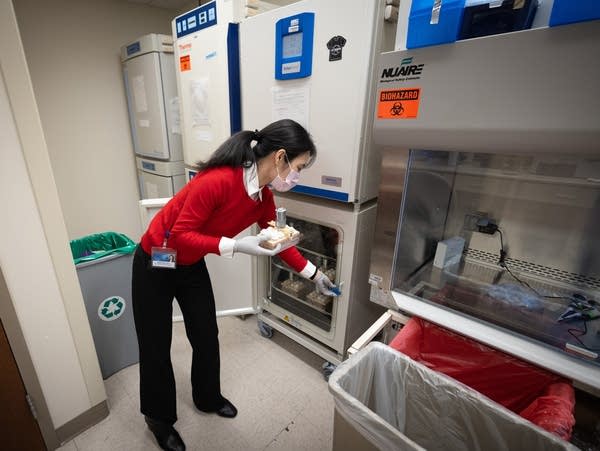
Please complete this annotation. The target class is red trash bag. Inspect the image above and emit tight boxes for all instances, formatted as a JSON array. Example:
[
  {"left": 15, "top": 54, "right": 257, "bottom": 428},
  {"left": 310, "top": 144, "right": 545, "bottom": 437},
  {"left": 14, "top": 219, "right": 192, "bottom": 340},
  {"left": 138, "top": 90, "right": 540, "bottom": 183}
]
[{"left": 389, "top": 317, "right": 576, "bottom": 441}]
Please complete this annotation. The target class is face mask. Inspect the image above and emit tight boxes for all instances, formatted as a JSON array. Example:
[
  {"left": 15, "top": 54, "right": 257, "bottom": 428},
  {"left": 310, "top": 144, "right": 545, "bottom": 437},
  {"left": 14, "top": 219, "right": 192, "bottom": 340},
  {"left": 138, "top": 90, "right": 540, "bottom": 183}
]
[{"left": 270, "top": 154, "right": 300, "bottom": 192}]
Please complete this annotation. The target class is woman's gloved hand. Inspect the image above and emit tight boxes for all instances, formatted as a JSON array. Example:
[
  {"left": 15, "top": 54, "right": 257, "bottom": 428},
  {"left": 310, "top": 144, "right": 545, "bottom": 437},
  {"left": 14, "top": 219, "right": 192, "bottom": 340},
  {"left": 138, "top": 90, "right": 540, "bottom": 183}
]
[
  {"left": 313, "top": 270, "right": 339, "bottom": 296},
  {"left": 234, "top": 236, "right": 281, "bottom": 256}
]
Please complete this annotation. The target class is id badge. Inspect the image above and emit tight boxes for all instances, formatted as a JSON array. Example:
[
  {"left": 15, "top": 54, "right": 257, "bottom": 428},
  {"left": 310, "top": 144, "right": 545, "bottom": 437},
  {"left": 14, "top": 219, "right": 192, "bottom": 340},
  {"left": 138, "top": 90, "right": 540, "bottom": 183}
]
[{"left": 151, "top": 247, "right": 177, "bottom": 269}]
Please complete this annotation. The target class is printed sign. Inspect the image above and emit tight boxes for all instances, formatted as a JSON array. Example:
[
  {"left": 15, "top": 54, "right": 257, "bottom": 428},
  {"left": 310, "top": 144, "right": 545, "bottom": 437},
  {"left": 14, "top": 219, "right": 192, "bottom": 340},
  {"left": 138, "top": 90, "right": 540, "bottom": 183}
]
[
  {"left": 377, "top": 88, "right": 421, "bottom": 119},
  {"left": 180, "top": 55, "right": 191, "bottom": 72}
]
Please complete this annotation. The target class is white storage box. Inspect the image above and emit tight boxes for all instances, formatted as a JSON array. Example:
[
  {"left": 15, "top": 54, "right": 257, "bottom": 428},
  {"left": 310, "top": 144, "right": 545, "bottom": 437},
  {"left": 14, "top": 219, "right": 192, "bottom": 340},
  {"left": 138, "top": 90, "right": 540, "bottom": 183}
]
[{"left": 328, "top": 342, "right": 576, "bottom": 451}]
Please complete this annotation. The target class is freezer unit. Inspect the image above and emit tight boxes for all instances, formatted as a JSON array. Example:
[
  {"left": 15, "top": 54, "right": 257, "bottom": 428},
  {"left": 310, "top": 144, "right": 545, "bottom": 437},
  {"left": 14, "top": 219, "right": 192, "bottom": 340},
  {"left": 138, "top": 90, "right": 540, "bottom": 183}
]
[
  {"left": 121, "top": 34, "right": 183, "bottom": 162},
  {"left": 240, "top": 0, "right": 397, "bottom": 203},
  {"left": 172, "top": 0, "right": 244, "bottom": 171},
  {"left": 136, "top": 157, "right": 185, "bottom": 199}
]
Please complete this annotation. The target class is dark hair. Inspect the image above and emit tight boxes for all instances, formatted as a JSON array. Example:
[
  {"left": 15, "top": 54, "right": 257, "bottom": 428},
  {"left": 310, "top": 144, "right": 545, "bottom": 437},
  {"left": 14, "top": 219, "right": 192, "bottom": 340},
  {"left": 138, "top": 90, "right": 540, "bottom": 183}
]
[{"left": 195, "top": 119, "right": 316, "bottom": 172}]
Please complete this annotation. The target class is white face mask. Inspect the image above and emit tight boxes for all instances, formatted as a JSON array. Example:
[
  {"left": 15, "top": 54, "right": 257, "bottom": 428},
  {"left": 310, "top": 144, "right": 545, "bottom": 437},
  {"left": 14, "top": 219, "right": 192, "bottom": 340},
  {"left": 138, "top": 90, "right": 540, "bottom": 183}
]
[{"left": 270, "top": 154, "right": 300, "bottom": 192}]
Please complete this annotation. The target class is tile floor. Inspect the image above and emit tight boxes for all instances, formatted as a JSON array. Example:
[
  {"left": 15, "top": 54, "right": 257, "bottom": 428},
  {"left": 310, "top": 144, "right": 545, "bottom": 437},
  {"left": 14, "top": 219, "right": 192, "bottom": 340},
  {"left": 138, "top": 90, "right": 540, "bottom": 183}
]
[{"left": 58, "top": 316, "right": 335, "bottom": 451}]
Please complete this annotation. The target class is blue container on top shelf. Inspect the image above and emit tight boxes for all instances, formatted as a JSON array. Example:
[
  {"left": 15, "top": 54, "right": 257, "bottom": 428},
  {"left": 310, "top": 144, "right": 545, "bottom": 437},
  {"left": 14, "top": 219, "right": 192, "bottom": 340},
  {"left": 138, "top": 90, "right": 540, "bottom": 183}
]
[
  {"left": 459, "top": 0, "right": 538, "bottom": 40},
  {"left": 549, "top": 0, "right": 600, "bottom": 27},
  {"left": 407, "top": 0, "right": 467, "bottom": 49}
]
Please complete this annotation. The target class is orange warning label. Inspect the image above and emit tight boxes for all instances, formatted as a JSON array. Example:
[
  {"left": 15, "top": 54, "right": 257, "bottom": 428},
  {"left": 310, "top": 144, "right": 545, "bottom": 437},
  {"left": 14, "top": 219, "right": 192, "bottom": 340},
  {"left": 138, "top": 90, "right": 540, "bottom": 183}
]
[
  {"left": 377, "top": 88, "right": 420, "bottom": 119},
  {"left": 180, "top": 55, "right": 191, "bottom": 72}
]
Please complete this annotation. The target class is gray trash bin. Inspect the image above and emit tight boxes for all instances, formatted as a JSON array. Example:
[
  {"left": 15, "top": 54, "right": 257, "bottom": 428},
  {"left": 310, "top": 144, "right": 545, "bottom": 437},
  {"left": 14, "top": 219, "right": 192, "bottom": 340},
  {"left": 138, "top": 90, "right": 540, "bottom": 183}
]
[
  {"left": 328, "top": 342, "right": 576, "bottom": 451},
  {"left": 71, "top": 232, "right": 138, "bottom": 379}
]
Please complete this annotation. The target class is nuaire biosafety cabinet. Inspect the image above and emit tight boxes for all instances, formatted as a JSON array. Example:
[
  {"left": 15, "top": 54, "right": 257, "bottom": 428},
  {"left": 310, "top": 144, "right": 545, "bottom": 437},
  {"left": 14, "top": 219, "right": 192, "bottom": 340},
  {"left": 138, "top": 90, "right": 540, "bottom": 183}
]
[
  {"left": 361, "top": 19, "right": 600, "bottom": 393},
  {"left": 341, "top": 17, "right": 600, "bottom": 451},
  {"left": 121, "top": 33, "right": 184, "bottom": 199}
]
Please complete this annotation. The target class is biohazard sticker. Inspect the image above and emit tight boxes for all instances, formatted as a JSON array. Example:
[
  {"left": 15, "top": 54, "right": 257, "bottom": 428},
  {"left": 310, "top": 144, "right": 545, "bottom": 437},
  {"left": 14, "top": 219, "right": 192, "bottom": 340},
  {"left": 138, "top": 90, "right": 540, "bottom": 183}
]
[
  {"left": 180, "top": 55, "right": 191, "bottom": 72},
  {"left": 377, "top": 88, "right": 421, "bottom": 119}
]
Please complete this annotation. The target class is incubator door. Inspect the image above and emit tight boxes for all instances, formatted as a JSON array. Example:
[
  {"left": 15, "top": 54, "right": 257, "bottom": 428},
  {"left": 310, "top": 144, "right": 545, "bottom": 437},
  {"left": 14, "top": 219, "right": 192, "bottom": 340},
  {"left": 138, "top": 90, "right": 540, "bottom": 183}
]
[{"left": 267, "top": 216, "right": 340, "bottom": 334}]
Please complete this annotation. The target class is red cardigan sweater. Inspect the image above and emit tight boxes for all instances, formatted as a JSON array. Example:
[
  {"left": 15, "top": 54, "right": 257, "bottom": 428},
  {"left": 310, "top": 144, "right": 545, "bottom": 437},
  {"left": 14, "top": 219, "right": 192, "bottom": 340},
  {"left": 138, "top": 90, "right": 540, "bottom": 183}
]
[{"left": 140, "top": 166, "right": 307, "bottom": 271}]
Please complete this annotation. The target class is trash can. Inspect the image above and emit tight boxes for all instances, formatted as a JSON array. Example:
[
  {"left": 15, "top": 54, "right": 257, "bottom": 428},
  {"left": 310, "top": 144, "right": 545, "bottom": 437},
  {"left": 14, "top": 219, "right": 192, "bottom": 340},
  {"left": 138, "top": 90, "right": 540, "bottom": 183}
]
[
  {"left": 71, "top": 232, "right": 138, "bottom": 379},
  {"left": 328, "top": 342, "right": 577, "bottom": 451}
]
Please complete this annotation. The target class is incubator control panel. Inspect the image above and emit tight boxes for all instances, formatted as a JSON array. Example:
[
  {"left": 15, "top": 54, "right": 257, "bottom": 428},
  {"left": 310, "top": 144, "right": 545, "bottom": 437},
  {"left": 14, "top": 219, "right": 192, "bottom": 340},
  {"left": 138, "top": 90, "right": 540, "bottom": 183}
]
[{"left": 275, "top": 13, "right": 314, "bottom": 80}]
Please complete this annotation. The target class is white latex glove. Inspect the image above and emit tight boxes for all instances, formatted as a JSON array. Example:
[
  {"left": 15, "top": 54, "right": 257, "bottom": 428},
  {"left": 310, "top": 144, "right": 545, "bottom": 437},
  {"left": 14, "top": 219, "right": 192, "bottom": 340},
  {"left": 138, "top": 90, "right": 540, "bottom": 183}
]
[
  {"left": 234, "top": 235, "right": 281, "bottom": 256},
  {"left": 313, "top": 270, "right": 339, "bottom": 296}
]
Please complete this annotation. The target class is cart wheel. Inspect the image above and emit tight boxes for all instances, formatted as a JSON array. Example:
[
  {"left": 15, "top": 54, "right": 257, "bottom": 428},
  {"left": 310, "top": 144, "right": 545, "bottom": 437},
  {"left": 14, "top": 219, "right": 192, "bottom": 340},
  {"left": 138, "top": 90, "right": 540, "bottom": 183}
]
[
  {"left": 322, "top": 361, "right": 336, "bottom": 381},
  {"left": 239, "top": 314, "right": 247, "bottom": 321},
  {"left": 258, "top": 320, "right": 273, "bottom": 338}
]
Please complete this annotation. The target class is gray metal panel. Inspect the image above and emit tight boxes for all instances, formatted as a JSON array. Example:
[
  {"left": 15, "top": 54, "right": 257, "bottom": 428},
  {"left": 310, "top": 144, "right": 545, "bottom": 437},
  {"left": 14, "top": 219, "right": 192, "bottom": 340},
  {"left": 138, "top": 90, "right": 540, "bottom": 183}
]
[
  {"left": 124, "top": 52, "right": 170, "bottom": 160},
  {"left": 374, "top": 21, "right": 600, "bottom": 154},
  {"left": 355, "top": 3, "right": 398, "bottom": 204},
  {"left": 159, "top": 52, "right": 183, "bottom": 162},
  {"left": 368, "top": 147, "right": 409, "bottom": 294}
]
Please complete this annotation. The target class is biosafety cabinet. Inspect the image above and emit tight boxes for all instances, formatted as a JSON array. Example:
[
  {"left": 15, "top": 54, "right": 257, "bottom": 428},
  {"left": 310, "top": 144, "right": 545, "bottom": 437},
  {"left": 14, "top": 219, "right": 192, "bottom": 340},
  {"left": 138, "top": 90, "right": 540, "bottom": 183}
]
[
  {"left": 361, "top": 21, "right": 600, "bottom": 394},
  {"left": 340, "top": 16, "right": 600, "bottom": 450},
  {"left": 121, "top": 34, "right": 185, "bottom": 199}
]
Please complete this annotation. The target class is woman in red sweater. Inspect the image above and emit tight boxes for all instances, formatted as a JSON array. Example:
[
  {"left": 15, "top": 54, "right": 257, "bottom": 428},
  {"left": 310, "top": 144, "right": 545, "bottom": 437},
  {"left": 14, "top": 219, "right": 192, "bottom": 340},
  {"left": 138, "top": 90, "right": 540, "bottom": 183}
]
[{"left": 132, "top": 119, "right": 336, "bottom": 451}]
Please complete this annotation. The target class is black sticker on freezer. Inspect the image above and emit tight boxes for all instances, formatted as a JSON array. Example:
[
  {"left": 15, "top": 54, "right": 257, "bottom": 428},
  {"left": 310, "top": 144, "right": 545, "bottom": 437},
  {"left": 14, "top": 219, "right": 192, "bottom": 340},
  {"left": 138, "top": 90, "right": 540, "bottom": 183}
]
[{"left": 327, "top": 35, "right": 346, "bottom": 61}]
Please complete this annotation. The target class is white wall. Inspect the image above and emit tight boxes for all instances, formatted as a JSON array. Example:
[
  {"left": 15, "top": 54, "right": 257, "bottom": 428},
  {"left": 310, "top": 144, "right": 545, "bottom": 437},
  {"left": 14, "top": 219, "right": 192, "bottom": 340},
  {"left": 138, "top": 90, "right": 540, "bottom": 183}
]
[
  {"left": 13, "top": 0, "right": 176, "bottom": 242},
  {"left": 1, "top": 0, "right": 106, "bottom": 431},
  {"left": 0, "top": 0, "right": 179, "bottom": 435}
]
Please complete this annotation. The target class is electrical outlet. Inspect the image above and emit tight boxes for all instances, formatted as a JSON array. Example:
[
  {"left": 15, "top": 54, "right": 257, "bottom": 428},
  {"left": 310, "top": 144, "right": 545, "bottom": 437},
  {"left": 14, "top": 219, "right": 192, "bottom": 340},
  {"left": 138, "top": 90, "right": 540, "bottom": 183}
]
[
  {"left": 463, "top": 211, "right": 488, "bottom": 232},
  {"left": 476, "top": 217, "right": 498, "bottom": 235}
]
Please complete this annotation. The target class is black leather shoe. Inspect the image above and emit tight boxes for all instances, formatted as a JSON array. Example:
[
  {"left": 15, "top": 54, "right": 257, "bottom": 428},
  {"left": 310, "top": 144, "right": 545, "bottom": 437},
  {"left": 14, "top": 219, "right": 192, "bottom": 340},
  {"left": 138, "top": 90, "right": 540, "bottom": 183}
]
[
  {"left": 195, "top": 396, "right": 238, "bottom": 418},
  {"left": 145, "top": 417, "right": 186, "bottom": 451}
]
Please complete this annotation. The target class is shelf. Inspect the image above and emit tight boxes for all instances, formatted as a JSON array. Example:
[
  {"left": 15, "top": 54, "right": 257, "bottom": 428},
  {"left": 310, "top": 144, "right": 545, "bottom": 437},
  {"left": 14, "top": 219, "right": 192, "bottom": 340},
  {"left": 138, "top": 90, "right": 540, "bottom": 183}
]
[
  {"left": 294, "top": 245, "right": 337, "bottom": 262},
  {"left": 269, "top": 287, "right": 333, "bottom": 332},
  {"left": 271, "top": 261, "right": 301, "bottom": 278},
  {"left": 271, "top": 261, "right": 337, "bottom": 283},
  {"left": 271, "top": 285, "right": 333, "bottom": 317}
]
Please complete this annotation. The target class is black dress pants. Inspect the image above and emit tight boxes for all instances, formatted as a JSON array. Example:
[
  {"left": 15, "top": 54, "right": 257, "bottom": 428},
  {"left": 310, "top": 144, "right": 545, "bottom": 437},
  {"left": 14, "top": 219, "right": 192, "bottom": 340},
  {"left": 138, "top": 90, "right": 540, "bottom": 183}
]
[{"left": 131, "top": 245, "right": 221, "bottom": 424}]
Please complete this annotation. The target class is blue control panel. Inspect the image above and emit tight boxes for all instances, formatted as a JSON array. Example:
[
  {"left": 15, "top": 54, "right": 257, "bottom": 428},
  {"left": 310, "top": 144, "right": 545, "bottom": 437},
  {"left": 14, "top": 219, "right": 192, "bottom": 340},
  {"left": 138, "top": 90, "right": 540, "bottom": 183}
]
[
  {"left": 141, "top": 161, "right": 156, "bottom": 171},
  {"left": 126, "top": 41, "right": 141, "bottom": 56},
  {"left": 175, "top": 2, "right": 218, "bottom": 39},
  {"left": 275, "top": 12, "right": 314, "bottom": 80}
]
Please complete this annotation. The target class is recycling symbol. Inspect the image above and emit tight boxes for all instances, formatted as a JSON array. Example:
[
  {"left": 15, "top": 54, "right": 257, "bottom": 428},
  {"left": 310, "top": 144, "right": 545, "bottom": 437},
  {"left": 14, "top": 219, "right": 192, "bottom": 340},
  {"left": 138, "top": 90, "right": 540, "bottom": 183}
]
[{"left": 98, "top": 296, "right": 125, "bottom": 322}]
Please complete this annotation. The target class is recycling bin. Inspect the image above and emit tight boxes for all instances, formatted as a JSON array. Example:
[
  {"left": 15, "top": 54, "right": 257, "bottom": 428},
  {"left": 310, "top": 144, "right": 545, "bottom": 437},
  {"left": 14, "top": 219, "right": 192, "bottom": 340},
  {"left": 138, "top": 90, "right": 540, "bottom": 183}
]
[{"left": 71, "top": 232, "right": 138, "bottom": 379}]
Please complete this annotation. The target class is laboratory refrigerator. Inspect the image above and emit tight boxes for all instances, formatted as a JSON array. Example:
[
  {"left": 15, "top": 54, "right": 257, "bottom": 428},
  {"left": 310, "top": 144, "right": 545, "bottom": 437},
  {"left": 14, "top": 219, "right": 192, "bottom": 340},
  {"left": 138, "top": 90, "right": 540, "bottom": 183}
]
[
  {"left": 345, "top": 17, "right": 600, "bottom": 451},
  {"left": 121, "top": 33, "right": 185, "bottom": 198},
  {"left": 172, "top": 0, "right": 245, "bottom": 179}
]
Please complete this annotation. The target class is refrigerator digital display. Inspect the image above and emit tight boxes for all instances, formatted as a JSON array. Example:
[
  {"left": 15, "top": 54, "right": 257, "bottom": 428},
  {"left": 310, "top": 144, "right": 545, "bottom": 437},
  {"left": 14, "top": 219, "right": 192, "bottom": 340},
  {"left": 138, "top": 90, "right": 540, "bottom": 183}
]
[{"left": 282, "top": 33, "right": 303, "bottom": 59}]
